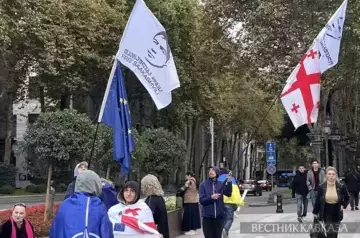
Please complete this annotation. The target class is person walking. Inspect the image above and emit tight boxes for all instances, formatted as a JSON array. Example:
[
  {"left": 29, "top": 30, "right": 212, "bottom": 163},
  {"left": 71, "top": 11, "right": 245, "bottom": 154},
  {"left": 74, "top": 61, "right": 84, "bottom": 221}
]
[
  {"left": 198, "top": 166, "right": 232, "bottom": 238},
  {"left": 222, "top": 170, "right": 244, "bottom": 238},
  {"left": 0, "top": 203, "right": 35, "bottom": 238},
  {"left": 313, "top": 166, "right": 349, "bottom": 238},
  {"left": 307, "top": 160, "right": 325, "bottom": 207},
  {"left": 50, "top": 170, "right": 113, "bottom": 238},
  {"left": 180, "top": 172, "right": 201, "bottom": 236},
  {"left": 344, "top": 167, "right": 360, "bottom": 211},
  {"left": 292, "top": 166, "right": 309, "bottom": 223},
  {"left": 141, "top": 174, "right": 169, "bottom": 238}
]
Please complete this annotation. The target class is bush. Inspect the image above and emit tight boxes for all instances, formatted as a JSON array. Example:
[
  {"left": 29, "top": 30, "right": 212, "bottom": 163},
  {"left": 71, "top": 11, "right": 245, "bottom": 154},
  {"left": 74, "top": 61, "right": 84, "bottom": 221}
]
[
  {"left": 25, "top": 184, "right": 37, "bottom": 193},
  {"left": 0, "top": 204, "right": 59, "bottom": 237},
  {"left": 35, "top": 184, "right": 47, "bottom": 193},
  {"left": 0, "top": 185, "right": 15, "bottom": 194},
  {"left": 0, "top": 164, "right": 17, "bottom": 187},
  {"left": 164, "top": 196, "right": 176, "bottom": 211},
  {"left": 55, "top": 183, "right": 67, "bottom": 193}
]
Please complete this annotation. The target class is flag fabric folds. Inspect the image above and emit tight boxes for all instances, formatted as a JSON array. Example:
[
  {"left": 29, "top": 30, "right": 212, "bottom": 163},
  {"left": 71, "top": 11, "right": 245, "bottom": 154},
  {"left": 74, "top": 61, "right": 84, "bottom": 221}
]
[
  {"left": 98, "top": 59, "right": 135, "bottom": 176},
  {"left": 316, "top": 0, "right": 348, "bottom": 73},
  {"left": 280, "top": 0, "right": 347, "bottom": 130},
  {"left": 116, "top": 0, "right": 180, "bottom": 110}
]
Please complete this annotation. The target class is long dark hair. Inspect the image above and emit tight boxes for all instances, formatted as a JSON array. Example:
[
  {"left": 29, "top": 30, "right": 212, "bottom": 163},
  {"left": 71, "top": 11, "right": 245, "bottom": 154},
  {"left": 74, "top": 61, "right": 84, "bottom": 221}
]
[{"left": 186, "top": 171, "right": 199, "bottom": 189}]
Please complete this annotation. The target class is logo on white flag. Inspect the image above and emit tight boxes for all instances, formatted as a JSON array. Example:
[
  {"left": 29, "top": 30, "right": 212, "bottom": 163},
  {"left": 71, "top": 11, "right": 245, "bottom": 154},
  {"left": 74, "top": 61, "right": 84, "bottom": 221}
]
[
  {"left": 317, "top": 0, "right": 347, "bottom": 73},
  {"left": 146, "top": 31, "right": 171, "bottom": 68},
  {"left": 117, "top": 0, "right": 180, "bottom": 110}
]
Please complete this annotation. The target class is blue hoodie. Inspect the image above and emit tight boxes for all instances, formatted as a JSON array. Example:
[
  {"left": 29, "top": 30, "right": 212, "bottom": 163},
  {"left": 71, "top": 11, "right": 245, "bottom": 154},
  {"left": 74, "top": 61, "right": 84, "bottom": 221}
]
[
  {"left": 50, "top": 171, "right": 114, "bottom": 238},
  {"left": 199, "top": 167, "right": 232, "bottom": 219}
]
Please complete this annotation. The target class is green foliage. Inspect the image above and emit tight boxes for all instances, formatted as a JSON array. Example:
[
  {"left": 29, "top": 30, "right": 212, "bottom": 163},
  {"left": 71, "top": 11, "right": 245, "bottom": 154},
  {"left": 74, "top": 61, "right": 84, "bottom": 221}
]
[
  {"left": 35, "top": 184, "right": 47, "bottom": 193},
  {"left": 55, "top": 183, "right": 67, "bottom": 193},
  {"left": 0, "top": 185, "right": 15, "bottom": 194},
  {"left": 135, "top": 128, "right": 187, "bottom": 177},
  {"left": 0, "top": 164, "right": 17, "bottom": 187},
  {"left": 25, "top": 184, "right": 37, "bottom": 193},
  {"left": 23, "top": 109, "right": 94, "bottom": 179},
  {"left": 277, "top": 138, "right": 313, "bottom": 168}
]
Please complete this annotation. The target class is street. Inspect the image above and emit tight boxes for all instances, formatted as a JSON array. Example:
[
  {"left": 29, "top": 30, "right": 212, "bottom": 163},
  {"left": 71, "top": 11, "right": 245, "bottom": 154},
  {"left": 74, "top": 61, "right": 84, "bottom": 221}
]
[{"left": 177, "top": 202, "right": 360, "bottom": 238}]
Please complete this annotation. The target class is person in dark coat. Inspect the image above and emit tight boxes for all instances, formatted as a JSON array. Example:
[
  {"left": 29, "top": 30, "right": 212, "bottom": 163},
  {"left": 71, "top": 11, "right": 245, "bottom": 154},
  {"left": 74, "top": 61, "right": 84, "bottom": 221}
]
[
  {"left": 313, "top": 167, "right": 350, "bottom": 238},
  {"left": 292, "top": 166, "right": 309, "bottom": 222},
  {"left": 141, "top": 174, "right": 169, "bottom": 238},
  {"left": 344, "top": 168, "right": 360, "bottom": 210},
  {"left": 64, "top": 161, "right": 88, "bottom": 200},
  {"left": 199, "top": 166, "right": 232, "bottom": 238},
  {"left": 0, "top": 203, "right": 35, "bottom": 238}
]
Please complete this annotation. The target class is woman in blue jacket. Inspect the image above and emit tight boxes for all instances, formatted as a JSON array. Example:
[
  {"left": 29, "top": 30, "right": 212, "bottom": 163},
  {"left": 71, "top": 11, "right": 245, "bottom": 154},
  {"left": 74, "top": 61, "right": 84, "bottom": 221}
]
[
  {"left": 50, "top": 170, "right": 114, "bottom": 238},
  {"left": 198, "top": 166, "right": 232, "bottom": 238}
]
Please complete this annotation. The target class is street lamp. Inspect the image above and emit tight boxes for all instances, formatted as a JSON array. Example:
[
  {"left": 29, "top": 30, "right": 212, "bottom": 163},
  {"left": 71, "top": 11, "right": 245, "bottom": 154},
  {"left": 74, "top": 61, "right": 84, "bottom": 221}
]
[{"left": 324, "top": 115, "right": 331, "bottom": 167}]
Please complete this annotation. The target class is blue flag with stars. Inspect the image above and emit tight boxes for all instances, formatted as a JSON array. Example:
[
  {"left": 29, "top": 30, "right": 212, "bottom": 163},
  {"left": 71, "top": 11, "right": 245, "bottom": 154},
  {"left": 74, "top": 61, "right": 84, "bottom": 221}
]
[{"left": 98, "top": 59, "right": 135, "bottom": 176}]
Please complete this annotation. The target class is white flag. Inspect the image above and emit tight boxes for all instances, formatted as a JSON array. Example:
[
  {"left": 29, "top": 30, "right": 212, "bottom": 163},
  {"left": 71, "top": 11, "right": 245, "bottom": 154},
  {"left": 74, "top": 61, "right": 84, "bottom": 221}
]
[
  {"left": 117, "top": 0, "right": 180, "bottom": 110},
  {"left": 316, "top": 0, "right": 348, "bottom": 73}
]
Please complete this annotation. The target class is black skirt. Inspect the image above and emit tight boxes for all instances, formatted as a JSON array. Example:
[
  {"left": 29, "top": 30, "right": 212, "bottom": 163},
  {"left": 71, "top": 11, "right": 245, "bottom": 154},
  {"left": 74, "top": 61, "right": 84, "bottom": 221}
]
[{"left": 182, "top": 203, "right": 201, "bottom": 231}]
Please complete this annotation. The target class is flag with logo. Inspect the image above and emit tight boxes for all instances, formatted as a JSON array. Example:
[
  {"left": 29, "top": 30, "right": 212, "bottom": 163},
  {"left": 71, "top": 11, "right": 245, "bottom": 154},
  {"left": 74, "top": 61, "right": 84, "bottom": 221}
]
[
  {"left": 98, "top": 60, "right": 135, "bottom": 176},
  {"left": 281, "top": 0, "right": 347, "bottom": 129},
  {"left": 316, "top": 0, "right": 348, "bottom": 73},
  {"left": 116, "top": 0, "right": 180, "bottom": 110}
]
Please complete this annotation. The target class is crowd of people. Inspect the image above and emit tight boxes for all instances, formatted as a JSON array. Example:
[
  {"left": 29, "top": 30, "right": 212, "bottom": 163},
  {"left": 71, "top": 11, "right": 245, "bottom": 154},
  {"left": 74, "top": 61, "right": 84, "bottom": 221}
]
[
  {"left": 292, "top": 159, "right": 356, "bottom": 238},
  {"left": 0, "top": 162, "right": 244, "bottom": 238}
]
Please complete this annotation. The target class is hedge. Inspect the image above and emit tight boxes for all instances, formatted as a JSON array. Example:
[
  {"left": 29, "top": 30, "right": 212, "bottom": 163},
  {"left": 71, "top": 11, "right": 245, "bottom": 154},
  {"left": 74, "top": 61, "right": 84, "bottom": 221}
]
[{"left": 0, "top": 164, "right": 17, "bottom": 187}]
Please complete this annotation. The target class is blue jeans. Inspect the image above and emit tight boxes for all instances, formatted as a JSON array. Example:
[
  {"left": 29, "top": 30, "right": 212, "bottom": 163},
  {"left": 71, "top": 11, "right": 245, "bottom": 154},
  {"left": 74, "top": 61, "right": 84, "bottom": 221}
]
[
  {"left": 224, "top": 204, "right": 237, "bottom": 233},
  {"left": 296, "top": 194, "right": 308, "bottom": 217},
  {"left": 311, "top": 191, "right": 318, "bottom": 207}
]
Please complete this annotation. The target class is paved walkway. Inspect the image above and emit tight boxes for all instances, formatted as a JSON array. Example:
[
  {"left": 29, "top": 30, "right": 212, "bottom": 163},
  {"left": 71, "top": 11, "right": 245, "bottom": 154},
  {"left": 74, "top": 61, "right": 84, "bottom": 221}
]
[{"left": 176, "top": 209, "right": 360, "bottom": 238}]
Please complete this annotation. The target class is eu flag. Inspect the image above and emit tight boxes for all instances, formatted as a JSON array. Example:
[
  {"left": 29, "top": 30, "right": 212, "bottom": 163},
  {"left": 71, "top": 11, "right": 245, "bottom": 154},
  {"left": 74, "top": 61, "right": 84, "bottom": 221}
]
[{"left": 98, "top": 59, "right": 135, "bottom": 176}]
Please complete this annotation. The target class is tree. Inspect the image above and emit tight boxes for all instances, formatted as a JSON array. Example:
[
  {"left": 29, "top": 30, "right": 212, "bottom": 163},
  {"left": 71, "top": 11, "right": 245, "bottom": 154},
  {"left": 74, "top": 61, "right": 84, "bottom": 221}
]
[
  {"left": 136, "top": 128, "right": 187, "bottom": 180},
  {"left": 23, "top": 109, "right": 94, "bottom": 221}
]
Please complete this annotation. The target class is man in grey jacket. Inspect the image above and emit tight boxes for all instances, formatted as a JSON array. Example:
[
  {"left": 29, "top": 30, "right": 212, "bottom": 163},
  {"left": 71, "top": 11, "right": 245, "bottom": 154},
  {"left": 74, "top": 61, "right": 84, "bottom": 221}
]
[{"left": 306, "top": 160, "right": 325, "bottom": 207}]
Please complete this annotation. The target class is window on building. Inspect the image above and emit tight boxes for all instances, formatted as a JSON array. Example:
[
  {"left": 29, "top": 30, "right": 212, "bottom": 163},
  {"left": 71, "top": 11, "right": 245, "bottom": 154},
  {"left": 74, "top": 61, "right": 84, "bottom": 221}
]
[{"left": 28, "top": 114, "right": 39, "bottom": 124}]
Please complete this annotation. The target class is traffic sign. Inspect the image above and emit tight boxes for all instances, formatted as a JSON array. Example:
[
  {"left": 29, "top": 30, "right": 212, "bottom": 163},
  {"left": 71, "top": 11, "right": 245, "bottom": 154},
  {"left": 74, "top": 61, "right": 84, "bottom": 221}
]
[
  {"left": 267, "top": 164, "right": 276, "bottom": 175},
  {"left": 266, "top": 141, "right": 276, "bottom": 165},
  {"left": 266, "top": 141, "right": 275, "bottom": 153},
  {"left": 329, "top": 135, "right": 341, "bottom": 140}
]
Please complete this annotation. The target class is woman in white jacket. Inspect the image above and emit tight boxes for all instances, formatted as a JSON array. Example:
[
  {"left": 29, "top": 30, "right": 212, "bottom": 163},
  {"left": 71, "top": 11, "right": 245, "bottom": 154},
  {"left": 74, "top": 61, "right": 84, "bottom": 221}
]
[{"left": 108, "top": 181, "right": 161, "bottom": 238}]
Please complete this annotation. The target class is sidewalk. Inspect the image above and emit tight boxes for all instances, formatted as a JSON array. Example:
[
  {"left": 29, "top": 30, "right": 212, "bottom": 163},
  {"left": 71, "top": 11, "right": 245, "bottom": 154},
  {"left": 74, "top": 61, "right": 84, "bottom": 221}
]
[{"left": 176, "top": 209, "right": 360, "bottom": 238}]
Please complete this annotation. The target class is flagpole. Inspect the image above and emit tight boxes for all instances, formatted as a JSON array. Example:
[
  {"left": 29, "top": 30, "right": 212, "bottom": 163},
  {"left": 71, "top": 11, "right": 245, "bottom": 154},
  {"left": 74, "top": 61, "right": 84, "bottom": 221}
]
[
  {"left": 89, "top": 57, "right": 117, "bottom": 165},
  {"left": 231, "top": 93, "right": 281, "bottom": 172}
]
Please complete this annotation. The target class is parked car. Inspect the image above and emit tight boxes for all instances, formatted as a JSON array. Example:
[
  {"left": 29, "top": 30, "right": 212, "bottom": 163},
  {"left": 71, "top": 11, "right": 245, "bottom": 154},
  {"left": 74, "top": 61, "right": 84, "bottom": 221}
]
[
  {"left": 257, "top": 180, "right": 272, "bottom": 191},
  {"left": 239, "top": 180, "right": 262, "bottom": 196}
]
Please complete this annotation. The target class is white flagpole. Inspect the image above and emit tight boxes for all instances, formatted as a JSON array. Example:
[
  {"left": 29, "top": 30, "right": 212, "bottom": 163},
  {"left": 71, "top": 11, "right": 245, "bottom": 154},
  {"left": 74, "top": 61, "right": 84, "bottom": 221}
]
[{"left": 98, "top": 57, "right": 118, "bottom": 123}]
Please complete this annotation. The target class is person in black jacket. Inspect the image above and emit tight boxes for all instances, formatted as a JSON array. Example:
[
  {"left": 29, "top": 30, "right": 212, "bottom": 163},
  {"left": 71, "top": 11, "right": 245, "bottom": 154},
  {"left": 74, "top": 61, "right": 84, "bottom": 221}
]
[
  {"left": 141, "top": 174, "right": 169, "bottom": 238},
  {"left": 313, "top": 167, "right": 350, "bottom": 238},
  {"left": 344, "top": 168, "right": 360, "bottom": 210},
  {"left": 292, "top": 166, "right": 309, "bottom": 223}
]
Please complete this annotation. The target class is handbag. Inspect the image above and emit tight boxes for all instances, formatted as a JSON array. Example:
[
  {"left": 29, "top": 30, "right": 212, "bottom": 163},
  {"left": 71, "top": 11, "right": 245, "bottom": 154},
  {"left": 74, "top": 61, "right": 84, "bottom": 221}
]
[{"left": 309, "top": 217, "right": 326, "bottom": 238}]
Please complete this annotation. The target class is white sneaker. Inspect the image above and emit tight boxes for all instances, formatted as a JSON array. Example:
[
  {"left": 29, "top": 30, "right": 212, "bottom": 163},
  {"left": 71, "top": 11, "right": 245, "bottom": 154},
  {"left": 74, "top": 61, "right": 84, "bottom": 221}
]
[{"left": 184, "top": 230, "right": 196, "bottom": 236}]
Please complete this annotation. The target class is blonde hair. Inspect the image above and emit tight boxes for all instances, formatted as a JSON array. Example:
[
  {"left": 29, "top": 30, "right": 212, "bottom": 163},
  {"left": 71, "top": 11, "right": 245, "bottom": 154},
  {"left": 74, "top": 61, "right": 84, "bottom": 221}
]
[
  {"left": 326, "top": 166, "right": 337, "bottom": 174},
  {"left": 141, "top": 174, "right": 164, "bottom": 196}
]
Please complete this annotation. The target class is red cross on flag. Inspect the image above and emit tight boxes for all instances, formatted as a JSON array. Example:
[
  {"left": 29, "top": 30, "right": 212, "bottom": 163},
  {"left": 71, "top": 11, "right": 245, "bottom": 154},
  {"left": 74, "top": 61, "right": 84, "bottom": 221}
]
[{"left": 280, "top": 41, "right": 321, "bottom": 129}]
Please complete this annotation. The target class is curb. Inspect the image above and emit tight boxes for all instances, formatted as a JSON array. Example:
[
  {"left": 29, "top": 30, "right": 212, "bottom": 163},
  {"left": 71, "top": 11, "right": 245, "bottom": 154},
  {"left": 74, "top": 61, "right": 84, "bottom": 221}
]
[
  {"left": 248, "top": 197, "right": 311, "bottom": 207},
  {"left": 248, "top": 199, "right": 296, "bottom": 207},
  {"left": 0, "top": 193, "right": 65, "bottom": 205}
]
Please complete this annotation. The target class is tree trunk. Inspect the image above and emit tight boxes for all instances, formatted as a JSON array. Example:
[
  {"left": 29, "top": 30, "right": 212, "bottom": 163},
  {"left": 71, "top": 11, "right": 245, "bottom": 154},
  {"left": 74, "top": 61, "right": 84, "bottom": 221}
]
[
  {"left": 44, "top": 163, "right": 53, "bottom": 222},
  {"left": 106, "top": 164, "right": 111, "bottom": 180},
  {"left": 4, "top": 92, "right": 14, "bottom": 165},
  {"left": 39, "top": 86, "right": 45, "bottom": 113}
]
